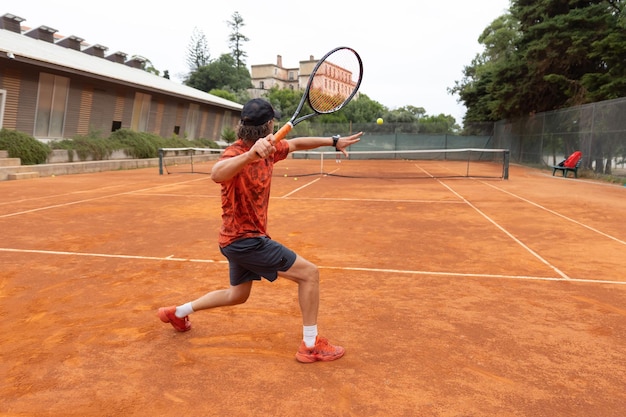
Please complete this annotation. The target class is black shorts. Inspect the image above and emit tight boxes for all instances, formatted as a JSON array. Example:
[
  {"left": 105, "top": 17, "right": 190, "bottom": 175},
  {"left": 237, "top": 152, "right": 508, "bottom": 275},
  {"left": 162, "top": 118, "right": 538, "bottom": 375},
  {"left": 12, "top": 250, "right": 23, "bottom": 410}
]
[{"left": 219, "top": 237, "right": 297, "bottom": 286}]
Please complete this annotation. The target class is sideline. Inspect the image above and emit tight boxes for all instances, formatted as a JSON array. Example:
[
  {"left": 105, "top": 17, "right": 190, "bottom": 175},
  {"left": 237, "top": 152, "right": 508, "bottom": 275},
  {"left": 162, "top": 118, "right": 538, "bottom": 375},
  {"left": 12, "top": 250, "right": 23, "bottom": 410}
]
[
  {"left": 438, "top": 181, "right": 570, "bottom": 279},
  {"left": 483, "top": 181, "right": 626, "bottom": 246}
]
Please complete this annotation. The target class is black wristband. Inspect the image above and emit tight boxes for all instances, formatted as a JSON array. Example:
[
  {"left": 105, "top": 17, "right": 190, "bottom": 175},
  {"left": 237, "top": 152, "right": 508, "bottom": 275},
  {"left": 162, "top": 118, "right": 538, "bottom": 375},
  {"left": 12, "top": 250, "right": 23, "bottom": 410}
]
[{"left": 332, "top": 134, "right": 340, "bottom": 150}]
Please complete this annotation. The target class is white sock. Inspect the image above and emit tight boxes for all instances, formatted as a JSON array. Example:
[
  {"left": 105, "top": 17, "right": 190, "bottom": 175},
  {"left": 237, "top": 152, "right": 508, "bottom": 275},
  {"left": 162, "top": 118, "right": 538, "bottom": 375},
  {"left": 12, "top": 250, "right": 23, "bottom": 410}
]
[
  {"left": 175, "top": 302, "right": 194, "bottom": 318},
  {"left": 303, "top": 324, "right": 318, "bottom": 348}
]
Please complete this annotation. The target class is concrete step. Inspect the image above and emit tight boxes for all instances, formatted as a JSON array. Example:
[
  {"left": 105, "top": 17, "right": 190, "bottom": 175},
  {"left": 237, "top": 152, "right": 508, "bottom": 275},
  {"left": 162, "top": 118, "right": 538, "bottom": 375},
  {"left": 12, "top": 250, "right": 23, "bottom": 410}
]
[
  {"left": 0, "top": 150, "right": 8, "bottom": 158},
  {"left": 7, "top": 171, "right": 40, "bottom": 180},
  {"left": 0, "top": 157, "right": 21, "bottom": 167}
]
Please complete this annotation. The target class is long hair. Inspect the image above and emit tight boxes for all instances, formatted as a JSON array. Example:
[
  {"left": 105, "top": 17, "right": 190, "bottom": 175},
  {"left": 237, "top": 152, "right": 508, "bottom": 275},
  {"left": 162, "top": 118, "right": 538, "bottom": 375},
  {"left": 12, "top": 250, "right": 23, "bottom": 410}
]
[{"left": 237, "top": 122, "right": 272, "bottom": 143}]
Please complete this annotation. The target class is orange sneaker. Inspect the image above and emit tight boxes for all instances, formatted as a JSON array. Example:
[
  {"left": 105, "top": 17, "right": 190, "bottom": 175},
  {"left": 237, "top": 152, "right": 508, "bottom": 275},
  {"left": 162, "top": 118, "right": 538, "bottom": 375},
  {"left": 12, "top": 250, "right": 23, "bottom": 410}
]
[
  {"left": 157, "top": 306, "right": 191, "bottom": 332},
  {"left": 295, "top": 336, "right": 345, "bottom": 363}
]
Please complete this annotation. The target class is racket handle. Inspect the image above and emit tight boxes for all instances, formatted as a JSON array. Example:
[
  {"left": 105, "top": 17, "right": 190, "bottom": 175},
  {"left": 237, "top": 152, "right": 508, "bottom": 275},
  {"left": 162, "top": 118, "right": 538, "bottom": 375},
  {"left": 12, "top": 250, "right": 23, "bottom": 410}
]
[{"left": 274, "top": 122, "right": 293, "bottom": 142}]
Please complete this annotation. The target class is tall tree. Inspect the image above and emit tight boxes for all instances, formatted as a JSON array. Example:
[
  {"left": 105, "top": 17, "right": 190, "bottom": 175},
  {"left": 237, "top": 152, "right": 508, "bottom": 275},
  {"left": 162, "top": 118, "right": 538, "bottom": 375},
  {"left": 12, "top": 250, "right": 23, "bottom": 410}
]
[
  {"left": 581, "top": 0, "right": 626, "bottom": 101},
  {"left": 418, "top": 114, "right": 460, "bottom": 133},
  {"left": 452, "top": 0, "right": 626, "bottom": 122},
  {"left": 227, "top": 11, "right": 249, "bottom": 68},
  {"left": 449, "top": 13, "right": 521, "bottom": 122},
  {"left": 186, "top": 27, "right": 211, "bottom": 71},
  {"left": 510, "top": 0, "right": 615, "bottom": 112},
  {"left": 186, "top": 54, "right": 252, "bottom": 92}
]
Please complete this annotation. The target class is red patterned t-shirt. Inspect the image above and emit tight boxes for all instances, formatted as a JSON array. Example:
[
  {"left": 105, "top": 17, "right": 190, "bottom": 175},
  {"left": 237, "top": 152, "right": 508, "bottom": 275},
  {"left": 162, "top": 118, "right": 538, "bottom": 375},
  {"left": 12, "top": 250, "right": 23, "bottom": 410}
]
[{"left": 217, "top": 139, "right": 290, "bottom": 247}]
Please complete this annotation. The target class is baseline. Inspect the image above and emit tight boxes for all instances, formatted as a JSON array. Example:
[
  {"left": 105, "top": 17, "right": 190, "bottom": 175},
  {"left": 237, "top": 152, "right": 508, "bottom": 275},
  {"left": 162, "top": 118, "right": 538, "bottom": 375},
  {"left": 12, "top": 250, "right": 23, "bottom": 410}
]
[{"left": 1, "top": 247, "right": 623, "bottom": 286}]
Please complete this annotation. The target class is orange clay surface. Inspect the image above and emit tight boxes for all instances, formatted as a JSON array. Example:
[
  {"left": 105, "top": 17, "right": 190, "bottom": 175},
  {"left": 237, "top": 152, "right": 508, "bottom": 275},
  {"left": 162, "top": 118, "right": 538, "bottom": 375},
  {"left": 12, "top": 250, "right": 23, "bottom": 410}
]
[{"left": 1, "top": 160, "right": 625, "bottom": 417}]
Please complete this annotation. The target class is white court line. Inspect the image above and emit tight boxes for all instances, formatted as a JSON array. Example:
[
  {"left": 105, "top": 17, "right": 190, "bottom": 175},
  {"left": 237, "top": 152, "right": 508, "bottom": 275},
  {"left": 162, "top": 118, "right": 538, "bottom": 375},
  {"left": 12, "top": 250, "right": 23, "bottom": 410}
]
[
  {"left": 133, "top": 193, "right": 217, "bottom": 198},
  {"left": 281, "top": 177, "right": 322, "bottom": 198},
  {"left": 437, "top": 181, "right": 571, "bottom": 279},
  {"left": 321, "top": 265, "right": 625, "bottom": 286},
  {"left": 280, "top": 196, "right": 464, "bottom": 204},
  {"left": 0, "top": 247, "right": 226, "bottom": 264},
  {"left": 482, "top": 181, "right": 626, "bottom": 246},
  {"left": 0, "top": 247, "right": 623, "bottom": 286},
  {"left": 0, "top": 183, "right": 151, "bottom": 207},
  {"left": 0, "top": 177, "right": 208, "bottom": 219}
]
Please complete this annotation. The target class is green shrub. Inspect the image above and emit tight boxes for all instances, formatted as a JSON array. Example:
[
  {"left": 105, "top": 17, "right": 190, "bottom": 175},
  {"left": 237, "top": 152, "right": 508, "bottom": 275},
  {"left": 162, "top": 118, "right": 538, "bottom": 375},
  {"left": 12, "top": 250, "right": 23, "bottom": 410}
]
[
  {"left": 162, "top": 135, "right": 195, "bottom": 149},
  {"left": 109, "top": 129, "right": 167, "bottom": 158},
  {"left": 191, "top": 137, "right": 220, "bottom": 148},
  {"left": 51, "top": 132, "right": 116, "bottom": 161},
  {"left": 0, "top": 128, "right": 222, "bottom": 164},
  {"left": 0, "top": 128, "right": 50, "bottom": 165},
  {"left": 220, "top": 127, "right": 236, "bottom": 143}
]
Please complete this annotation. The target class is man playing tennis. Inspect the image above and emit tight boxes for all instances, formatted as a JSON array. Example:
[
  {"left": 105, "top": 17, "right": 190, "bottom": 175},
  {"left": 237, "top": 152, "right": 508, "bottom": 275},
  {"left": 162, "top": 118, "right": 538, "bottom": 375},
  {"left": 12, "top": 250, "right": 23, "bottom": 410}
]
[{"left": 158, "top": 98, "right": 362, "bottom": 363}]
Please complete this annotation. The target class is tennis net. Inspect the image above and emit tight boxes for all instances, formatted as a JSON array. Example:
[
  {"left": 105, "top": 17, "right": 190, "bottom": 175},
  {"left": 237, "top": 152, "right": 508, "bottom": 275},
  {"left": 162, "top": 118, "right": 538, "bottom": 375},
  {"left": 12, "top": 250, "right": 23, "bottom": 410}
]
[
  {"left": 158, "top": 147, "right": 510, "bottom": 179},
  {"left": 284, "top": 148, "right": 510, "bottom": 179},
  {"left": 158, "top": 147, "right": 223, "bottom": 175}
]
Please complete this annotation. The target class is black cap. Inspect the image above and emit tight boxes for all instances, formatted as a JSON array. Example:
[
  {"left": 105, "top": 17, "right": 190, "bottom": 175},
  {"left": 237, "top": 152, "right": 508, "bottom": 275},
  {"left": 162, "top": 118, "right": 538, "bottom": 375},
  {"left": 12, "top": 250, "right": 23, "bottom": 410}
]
[{"left": 241, "top": 98, "right": 281, "bottom": 126}]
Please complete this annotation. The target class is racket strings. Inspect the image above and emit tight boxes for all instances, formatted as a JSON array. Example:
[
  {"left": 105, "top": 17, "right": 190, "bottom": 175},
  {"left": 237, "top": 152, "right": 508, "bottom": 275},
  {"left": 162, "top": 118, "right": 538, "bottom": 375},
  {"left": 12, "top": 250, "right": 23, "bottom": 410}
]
[{"left": 308, "top": 49, "right": 362, "bottom": 114}]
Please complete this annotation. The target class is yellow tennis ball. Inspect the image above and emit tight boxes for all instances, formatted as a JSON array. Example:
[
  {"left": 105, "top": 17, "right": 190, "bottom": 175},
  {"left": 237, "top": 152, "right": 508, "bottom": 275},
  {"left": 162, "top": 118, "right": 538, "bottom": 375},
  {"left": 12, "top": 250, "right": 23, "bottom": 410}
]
[
  {"left": 377, "top": 118, "right": 384, "bottom": 125},
  {"left": 294, "top": 177, "right": 298, "bottom": 181}
]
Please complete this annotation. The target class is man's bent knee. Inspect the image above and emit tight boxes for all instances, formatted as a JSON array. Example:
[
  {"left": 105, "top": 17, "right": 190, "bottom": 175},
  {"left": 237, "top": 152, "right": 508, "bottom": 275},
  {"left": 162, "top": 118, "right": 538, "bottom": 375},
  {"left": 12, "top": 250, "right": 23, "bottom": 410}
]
[
  {"left": 228, "top": 284, "right": 251, "bottom": 305},
  {"left": 282, "top": 256, "right": 319, "bottom": 283}
]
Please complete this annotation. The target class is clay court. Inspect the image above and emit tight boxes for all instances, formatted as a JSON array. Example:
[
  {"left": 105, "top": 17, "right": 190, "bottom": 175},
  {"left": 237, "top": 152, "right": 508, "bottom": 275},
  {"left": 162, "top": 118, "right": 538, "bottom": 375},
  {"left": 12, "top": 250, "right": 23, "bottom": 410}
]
[{"left": 1, "top": 158, "right": 625, "bottom": 416}]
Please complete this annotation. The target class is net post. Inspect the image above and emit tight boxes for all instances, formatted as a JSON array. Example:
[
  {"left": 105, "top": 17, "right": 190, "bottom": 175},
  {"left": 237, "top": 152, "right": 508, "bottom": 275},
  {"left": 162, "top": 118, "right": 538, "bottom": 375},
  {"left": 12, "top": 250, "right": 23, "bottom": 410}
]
[
  {"left": 158, "top": 148, "right": 164, "bottom": 175},
  {"left": 503, "top": 149, "right": 510, "bottom": 180}
]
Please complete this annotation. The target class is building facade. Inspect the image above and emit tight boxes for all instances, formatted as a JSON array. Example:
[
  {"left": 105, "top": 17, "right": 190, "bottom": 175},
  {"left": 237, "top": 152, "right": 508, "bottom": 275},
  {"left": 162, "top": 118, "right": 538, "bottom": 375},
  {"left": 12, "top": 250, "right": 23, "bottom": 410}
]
[
  {"left": 0, "top": 13, "right": 242, "bottom": 142},
  {"left": 250, "top": 53, "right": 359, "bottom": 101},
  {"left": 250, "top": 55, "right": 300, "bottom": 92}
]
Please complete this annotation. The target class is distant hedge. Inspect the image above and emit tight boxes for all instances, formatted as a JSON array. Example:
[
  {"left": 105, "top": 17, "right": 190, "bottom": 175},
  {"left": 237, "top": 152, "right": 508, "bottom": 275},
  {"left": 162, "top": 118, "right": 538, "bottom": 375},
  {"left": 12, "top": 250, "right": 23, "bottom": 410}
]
[
  {"left": 0, "top": 128, "right": 221, "bottom": 164},
  {"left": 109, "top": 129, "right": 220, "bottom": 158}
]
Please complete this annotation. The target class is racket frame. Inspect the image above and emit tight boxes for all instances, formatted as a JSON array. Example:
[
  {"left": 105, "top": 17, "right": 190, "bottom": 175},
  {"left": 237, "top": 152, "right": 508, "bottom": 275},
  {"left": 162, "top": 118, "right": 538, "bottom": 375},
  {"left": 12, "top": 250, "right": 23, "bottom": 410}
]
[{"left": 274, "top": 46, "right": 363, "bottom": 141}]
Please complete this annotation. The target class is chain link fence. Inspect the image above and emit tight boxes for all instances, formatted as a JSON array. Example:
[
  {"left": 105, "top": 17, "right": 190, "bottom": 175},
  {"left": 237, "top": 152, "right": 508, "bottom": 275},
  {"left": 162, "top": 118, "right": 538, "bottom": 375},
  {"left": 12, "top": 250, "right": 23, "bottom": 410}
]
[
  {"left": 290, "top": 122, "right": 495, "bottom": 152},
  {"left": 297, "top": 97, "right": 625, "bottom": 178},
  {"left": 493, "top": 97, "right": 626, "bottom": 177}
]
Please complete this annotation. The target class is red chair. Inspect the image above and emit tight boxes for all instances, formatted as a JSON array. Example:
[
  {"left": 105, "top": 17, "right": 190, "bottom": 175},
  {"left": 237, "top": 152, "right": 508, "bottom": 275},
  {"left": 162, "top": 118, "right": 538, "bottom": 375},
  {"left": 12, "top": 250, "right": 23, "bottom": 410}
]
[{"left": 552, "top": 151, "right": 582, "bottom": 178}]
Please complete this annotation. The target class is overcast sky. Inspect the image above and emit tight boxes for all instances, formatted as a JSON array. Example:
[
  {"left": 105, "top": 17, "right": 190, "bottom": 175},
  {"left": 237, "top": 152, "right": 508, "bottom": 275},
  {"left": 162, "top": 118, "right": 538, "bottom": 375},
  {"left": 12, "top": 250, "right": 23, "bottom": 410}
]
[{"left": 9, "top": 0, "right": 511, "bottom": 123}]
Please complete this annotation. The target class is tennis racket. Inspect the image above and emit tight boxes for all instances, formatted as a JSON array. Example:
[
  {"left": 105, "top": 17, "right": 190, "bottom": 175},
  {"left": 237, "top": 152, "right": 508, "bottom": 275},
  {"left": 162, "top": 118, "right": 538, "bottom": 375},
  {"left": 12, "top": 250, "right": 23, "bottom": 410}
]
[{"left": 274, "top": 46, "right": 363, "bottom": 141}]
